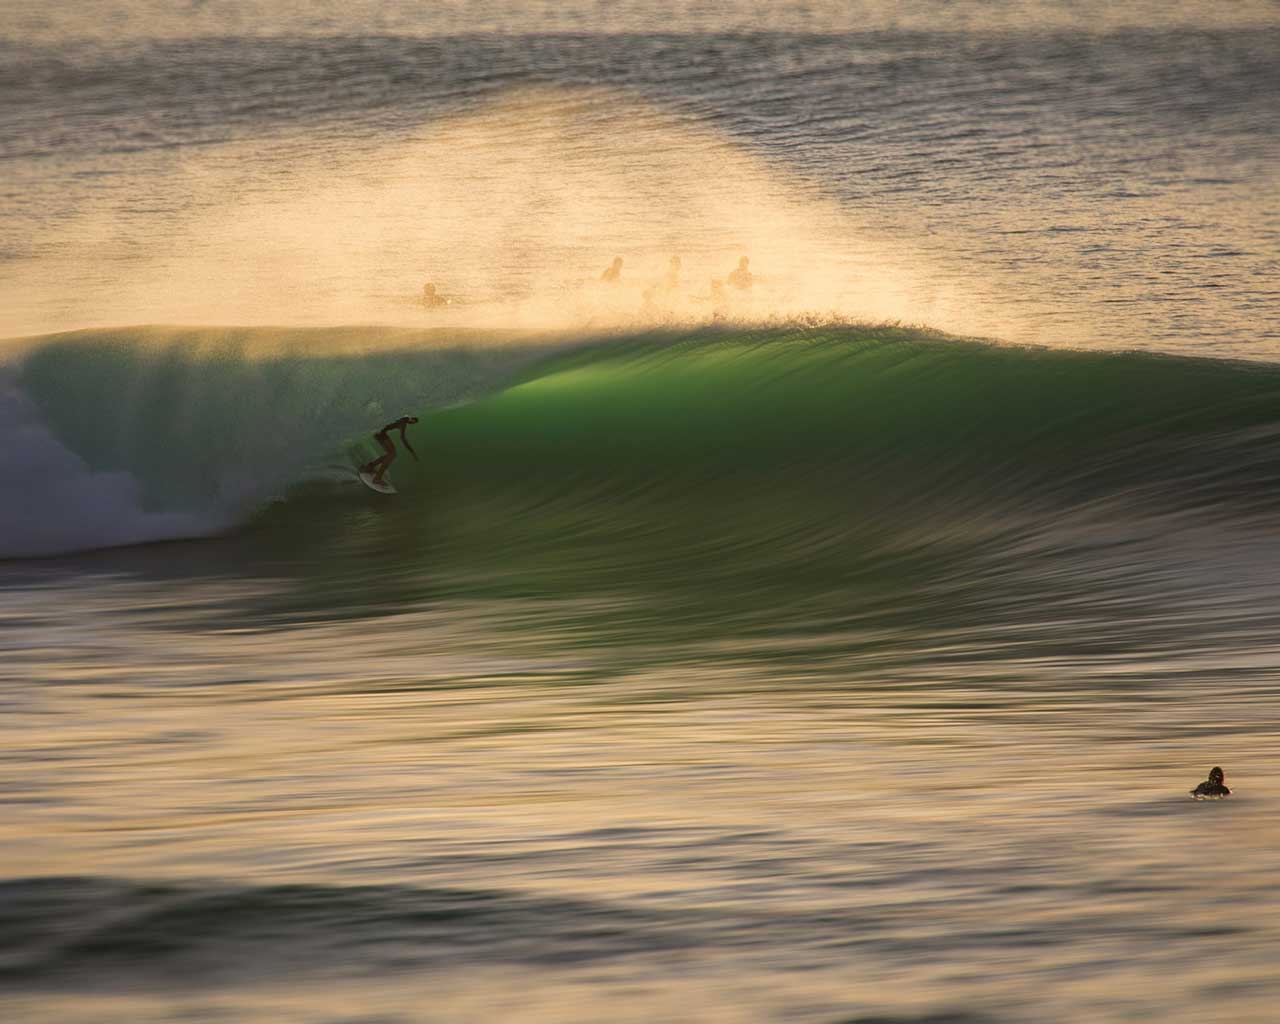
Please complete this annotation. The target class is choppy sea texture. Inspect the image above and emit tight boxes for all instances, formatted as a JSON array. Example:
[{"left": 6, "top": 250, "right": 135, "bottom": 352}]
[
  {"left": 6, "top": 325, "right": 1280, "bottom": 1021},
  {"left": 2, "top": 17, "right": 1278, "bottom": 350},
  {"left": 5, "top": 5, "right": 1280, "bottom": 1021}
]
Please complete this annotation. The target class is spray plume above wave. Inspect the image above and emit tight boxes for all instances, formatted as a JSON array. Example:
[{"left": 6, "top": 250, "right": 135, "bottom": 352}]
[
  {"left": 7, "top": 14, "right": 1280, "bottom": 1022},
  {"left": 2, "top": 57, "right": 1275, "bottom": 561},
  {"left": 2, "top": 90, "right": 1022, "bottom": 342},
  {"left": 0, "top": 86, "right": 1099, "bottom": 561}
]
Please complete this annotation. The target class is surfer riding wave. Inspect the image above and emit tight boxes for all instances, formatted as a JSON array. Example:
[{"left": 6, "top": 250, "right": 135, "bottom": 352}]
[{"left": 360, "top": 415, "right": 419, "bottom": 487}]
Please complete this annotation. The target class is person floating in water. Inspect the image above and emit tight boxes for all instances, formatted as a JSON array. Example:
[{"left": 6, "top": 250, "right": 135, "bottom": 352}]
[
  {"left": 601, "top": 256, "right": 623, "bottom": 283},
  {"left": 1190, "top": 766, "right": 1230, "bottom": 799},
  {"left": 728, "top": 255, "right": 753, "bottom": 291},
  {"left": 360, "top": 415, "right": 419, "bottom": 486},
  {"left": 422, "top": 282, "right": 449, "bottom": 308}
]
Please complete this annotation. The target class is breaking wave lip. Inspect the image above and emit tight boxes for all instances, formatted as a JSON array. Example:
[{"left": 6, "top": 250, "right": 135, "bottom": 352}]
[{"left": 8, "top": 320, "right": 1280, "bottom": 563}]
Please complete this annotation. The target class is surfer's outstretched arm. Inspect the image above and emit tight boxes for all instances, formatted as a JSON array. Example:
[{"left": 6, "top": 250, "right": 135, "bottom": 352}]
[{"left": 397, "top": 423, "right": 419, "bottom": 461}]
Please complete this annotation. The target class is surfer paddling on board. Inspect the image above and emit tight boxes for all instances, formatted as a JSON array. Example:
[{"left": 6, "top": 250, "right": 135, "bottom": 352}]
[{"left": 360, "top": 416, "right": 419, "bottom": 489}]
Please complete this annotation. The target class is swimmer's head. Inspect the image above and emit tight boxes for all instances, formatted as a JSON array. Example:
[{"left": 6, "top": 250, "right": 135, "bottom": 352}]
[
  {"left": 738, "top": 256, "right": 749, "bottom": 269},
  {"left": 1208, "top": 766, "right": 1225, "bottom": 785}
]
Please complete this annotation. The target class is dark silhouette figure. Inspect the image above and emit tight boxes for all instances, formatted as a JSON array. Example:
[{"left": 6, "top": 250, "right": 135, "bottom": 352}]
[
  {"left": 360, "top": 415, "right": 419, "bottom": 486},
  {"left": 422, "top": 282, "right": 448, "bottom": 308},
  {"left": 1190, "top": 766, "right": 1230, "bottom": 798},
  {"left": 601, "top": 256, "right": 623, "bottom": 283},
  {"left": 728, "top": 255, "right": 753, "bottom": 291}
]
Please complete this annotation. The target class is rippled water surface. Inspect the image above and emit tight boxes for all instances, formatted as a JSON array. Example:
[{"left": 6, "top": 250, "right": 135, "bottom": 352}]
[
  {"left": 4, "top": 4, "right": 1280, "bottom": 1022},
  {"left": 7, "top": 330, "right": 1280, "bottom": 1021},
  {"left": 6, "top": 516, "right": 1280, "bottom": 1023},
  {"left": 2, "top": 7, "right": 1278, "bottom": 349}
]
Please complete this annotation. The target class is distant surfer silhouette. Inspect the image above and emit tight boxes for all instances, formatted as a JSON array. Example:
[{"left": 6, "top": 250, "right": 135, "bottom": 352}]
[
  {"left": 360, "top": 416, "right": 419, "bottom": 486},
  {"left": 1190, "top": 766, "right": 1230, "bottom": 798},
  {"left": 601, "top": 256, "right": 623, "bottom": 284},
  {"left": 422, "top": 282, "right": 448, "bottom": 308},
  {"left": 728, "top": 255, "right": 753, "bottom": 291}
]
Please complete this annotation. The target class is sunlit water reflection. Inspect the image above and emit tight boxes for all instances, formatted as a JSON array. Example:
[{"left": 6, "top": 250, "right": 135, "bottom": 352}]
[{"left": 5, "top": 505, "right": 1280, "bottom": 1022}]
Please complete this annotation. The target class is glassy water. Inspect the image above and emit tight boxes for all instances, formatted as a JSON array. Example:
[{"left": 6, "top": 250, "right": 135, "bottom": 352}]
[{"left": 3, "top": 5, "right": 1280, "bottom": 1022}]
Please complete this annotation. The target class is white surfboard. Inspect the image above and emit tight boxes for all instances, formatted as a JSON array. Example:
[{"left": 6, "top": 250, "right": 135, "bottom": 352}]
[{"left": 358, "top": 470, "right": 396, "bottom": 494}]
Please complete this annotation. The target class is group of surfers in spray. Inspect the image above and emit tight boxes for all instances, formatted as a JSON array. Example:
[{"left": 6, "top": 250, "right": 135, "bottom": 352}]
[
  {"left": 600, "top": 253, "right": 752, "bottom": 291},
  {"left": 418, "top": 254, "right": 755, "bottom": 318},
  {"left": 602, "top": 253, "right": 754, "bottom": 321}
]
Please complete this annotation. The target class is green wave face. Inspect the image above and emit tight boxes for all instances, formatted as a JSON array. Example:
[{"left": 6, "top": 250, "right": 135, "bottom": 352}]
[
  {"left": 15, "top": 323, "right": 1280, "bottom": 588},
  {"left": 243, "top": 327, "right": 1280, "bottom": 606}
]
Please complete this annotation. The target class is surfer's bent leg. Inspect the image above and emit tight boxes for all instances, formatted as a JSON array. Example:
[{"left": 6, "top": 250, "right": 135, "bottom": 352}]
[
  {"left": 371, "top": 433, "right": 397, "bottom": 483},
  {"left": 362, "top": 432, "right": 396, "bottom": 479},
  {"left": 372, "top": 448, "right": 397, "bottom": 483}
]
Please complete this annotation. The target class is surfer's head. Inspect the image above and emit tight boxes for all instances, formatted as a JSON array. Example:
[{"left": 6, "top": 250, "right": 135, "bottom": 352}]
[{"left": 1208, "top": 766, "right": 1225, "bottom": 786}]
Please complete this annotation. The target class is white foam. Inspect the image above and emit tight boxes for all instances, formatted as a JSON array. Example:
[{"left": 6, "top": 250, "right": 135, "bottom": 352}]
[{"left": 0, "top": 374, "right": 220, "bottom": 559}]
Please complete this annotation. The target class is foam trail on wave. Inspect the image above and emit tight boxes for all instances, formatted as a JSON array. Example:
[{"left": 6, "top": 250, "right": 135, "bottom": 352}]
[{"left": 0, "top": 372, "right": 219, "bottom": 559}]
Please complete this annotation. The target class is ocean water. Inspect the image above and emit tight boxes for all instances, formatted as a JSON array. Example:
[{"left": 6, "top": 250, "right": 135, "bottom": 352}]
[{"left": 4, "top": 5, "right": 1280, "bottom": 1023}]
